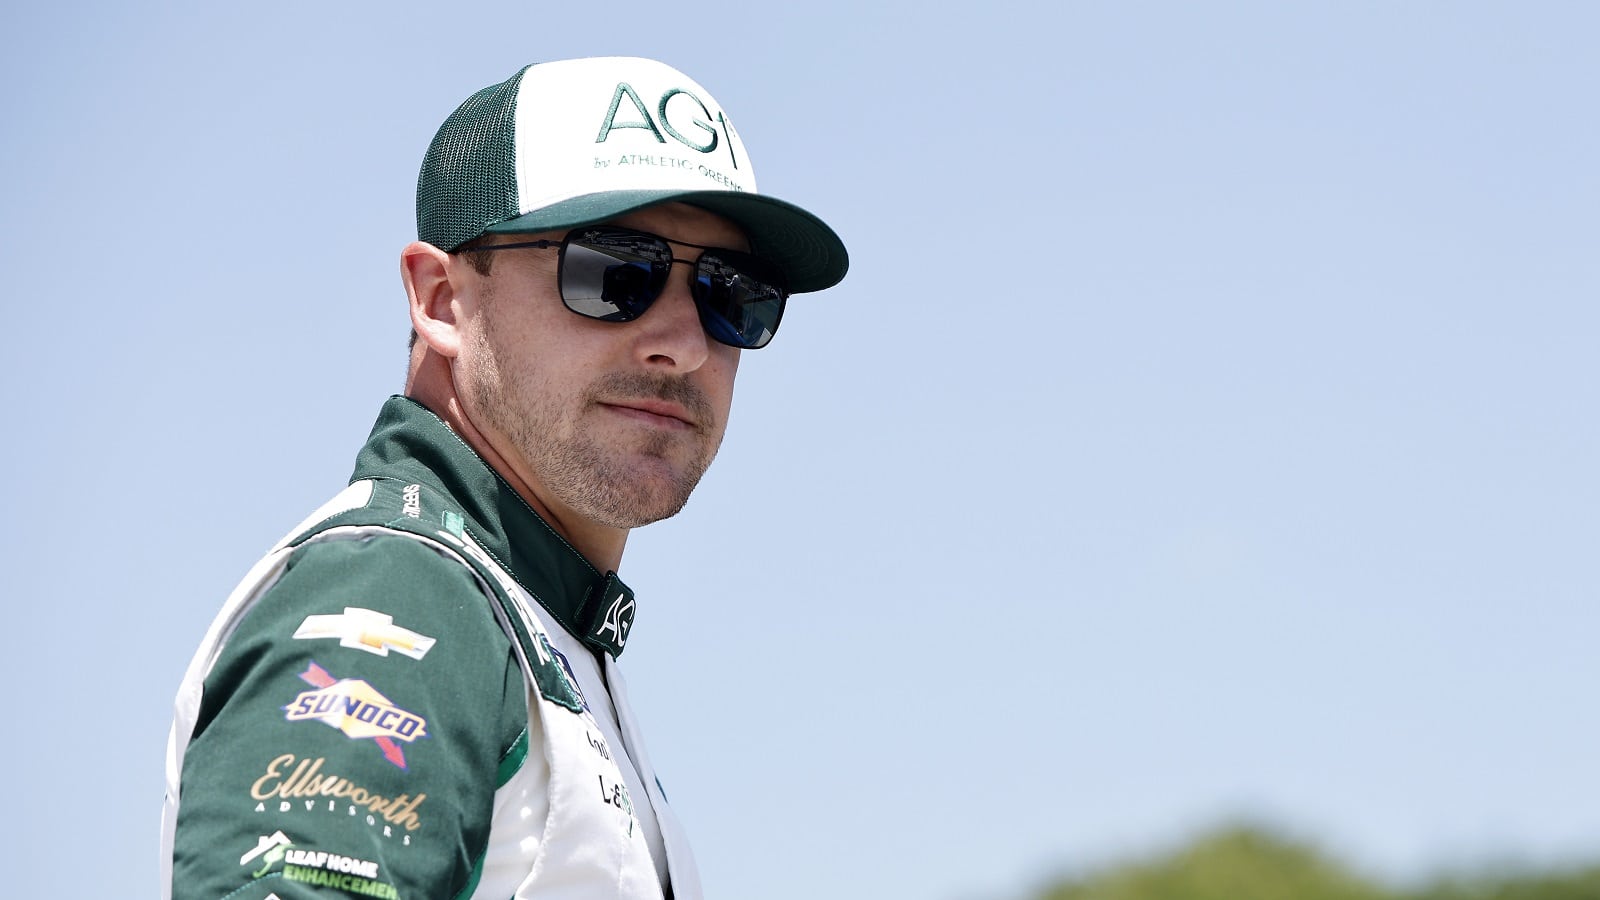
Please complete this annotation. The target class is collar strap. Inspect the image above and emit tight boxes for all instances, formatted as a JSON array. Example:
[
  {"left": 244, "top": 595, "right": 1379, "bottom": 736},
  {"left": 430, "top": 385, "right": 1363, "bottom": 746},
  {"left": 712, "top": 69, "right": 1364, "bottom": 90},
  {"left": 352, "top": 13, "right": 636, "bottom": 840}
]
[{"left": 579, "top": 572, "right": 636, "bottom": 658}]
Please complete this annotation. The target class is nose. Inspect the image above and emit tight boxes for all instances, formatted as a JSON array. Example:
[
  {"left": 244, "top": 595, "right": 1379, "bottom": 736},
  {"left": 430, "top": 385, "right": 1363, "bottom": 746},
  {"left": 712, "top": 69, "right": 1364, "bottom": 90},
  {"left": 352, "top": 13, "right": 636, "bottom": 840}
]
[{"left": 631, "top": 264, "right": 710, "bottom": 371}]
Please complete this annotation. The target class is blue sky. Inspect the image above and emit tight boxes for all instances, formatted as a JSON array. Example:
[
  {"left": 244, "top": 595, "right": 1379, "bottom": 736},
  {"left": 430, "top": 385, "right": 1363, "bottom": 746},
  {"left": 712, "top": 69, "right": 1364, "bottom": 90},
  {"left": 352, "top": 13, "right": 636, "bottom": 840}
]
[{"left": 3, "top": 3, "right": 1596, "bottom": 898}]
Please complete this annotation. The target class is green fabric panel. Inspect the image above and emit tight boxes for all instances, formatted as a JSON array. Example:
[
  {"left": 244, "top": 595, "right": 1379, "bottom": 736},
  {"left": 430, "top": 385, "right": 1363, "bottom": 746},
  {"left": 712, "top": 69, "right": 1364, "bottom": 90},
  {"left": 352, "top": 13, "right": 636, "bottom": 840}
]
[
  {"left": 496, "top": 728, "right": 529, "bottom": 789},
  {"left": 170, "top": 535, "right": 527, "bottom": 900},
  {"left": 451, "top": 854, "right": 486, "bottom": 900}
]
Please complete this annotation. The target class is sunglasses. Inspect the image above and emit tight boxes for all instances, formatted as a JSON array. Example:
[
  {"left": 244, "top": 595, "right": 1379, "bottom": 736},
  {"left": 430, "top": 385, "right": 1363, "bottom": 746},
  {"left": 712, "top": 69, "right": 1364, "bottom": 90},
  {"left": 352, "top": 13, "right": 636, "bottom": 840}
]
[{"left": 469, "top": 226, "right": 789, "bottom": 349}]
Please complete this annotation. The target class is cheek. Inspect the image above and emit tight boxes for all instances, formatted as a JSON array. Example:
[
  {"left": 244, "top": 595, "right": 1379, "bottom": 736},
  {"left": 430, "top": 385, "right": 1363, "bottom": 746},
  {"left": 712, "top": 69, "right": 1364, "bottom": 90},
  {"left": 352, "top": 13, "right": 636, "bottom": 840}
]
[{"left": 709, "top": 351, "right": 740, "bottom": 414}]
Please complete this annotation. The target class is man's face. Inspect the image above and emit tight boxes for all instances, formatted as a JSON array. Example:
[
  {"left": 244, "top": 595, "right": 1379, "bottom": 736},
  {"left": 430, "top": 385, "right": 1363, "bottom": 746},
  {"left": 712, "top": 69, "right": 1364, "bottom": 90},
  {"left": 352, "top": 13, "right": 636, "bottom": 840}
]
[{"left": 455, "top": 202, "right": 745, "bottom": 530}]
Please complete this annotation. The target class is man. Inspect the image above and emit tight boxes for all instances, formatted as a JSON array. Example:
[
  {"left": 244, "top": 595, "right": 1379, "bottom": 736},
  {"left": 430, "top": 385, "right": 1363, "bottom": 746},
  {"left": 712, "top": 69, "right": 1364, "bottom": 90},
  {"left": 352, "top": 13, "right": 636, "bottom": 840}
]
[{"left": 161, "top": 56, "right": 847, "bottom": 900}]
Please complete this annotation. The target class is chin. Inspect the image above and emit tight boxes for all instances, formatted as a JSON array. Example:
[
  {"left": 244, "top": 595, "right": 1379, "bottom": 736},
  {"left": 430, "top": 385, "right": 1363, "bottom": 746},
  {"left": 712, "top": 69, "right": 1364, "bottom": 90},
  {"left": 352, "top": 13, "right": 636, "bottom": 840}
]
[{"left": 573, "top": 467, "right": 700, "bottom": 529}]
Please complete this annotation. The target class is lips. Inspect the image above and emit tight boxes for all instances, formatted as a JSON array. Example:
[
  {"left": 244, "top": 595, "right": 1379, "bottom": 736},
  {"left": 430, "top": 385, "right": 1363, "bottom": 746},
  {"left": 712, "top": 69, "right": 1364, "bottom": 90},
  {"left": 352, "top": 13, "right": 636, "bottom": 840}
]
[
  {"left": 598, "top": 398, "right": 698, "bottom": 431},
  {"left": 587, "top": 372, "right": 714, "bottom": 433}
]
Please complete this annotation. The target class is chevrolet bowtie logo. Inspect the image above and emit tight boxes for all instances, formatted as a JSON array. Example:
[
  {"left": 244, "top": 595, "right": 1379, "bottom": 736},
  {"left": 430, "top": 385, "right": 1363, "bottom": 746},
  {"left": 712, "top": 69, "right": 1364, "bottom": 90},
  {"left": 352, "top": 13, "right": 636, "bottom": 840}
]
[{"left": 293, "top": 608, "right": 437, "bottom": 660}]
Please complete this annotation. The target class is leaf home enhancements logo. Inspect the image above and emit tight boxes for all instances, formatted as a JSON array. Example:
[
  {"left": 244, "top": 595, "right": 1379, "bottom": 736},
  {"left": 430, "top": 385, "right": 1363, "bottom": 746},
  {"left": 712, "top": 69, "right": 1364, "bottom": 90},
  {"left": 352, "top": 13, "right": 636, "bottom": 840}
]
[
  {"left": 240, "top": 830, "right": 293, "bottom": 877},
  {"left": 284, "top": 662, "right": 428, "bottom": 769},
  {"left": 238, "top": 831, "right": 399, "bottom": 899}
]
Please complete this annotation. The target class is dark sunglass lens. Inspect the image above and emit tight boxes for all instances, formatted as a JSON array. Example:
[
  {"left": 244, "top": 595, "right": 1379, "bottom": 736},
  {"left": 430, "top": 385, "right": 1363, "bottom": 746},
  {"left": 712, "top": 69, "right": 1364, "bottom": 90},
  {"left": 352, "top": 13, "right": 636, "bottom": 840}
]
[
  {"left": 693, "top": 252, "right": 787, "bottom": 349},
  {"left": 560, "top": 232, "right": 670, "bottom": 320}
]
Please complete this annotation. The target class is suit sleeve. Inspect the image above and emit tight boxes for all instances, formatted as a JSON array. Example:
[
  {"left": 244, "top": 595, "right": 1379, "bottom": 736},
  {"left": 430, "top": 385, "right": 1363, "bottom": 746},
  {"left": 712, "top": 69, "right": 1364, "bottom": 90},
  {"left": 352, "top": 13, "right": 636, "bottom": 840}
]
[{"left": 169, "top": 533, "right": 529, "bottom": 900}]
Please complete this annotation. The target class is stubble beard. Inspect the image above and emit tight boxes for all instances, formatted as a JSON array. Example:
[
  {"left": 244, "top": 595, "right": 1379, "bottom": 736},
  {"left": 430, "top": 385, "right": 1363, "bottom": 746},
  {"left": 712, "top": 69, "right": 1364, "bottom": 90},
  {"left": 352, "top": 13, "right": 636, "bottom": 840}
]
[{"left": 467, "top": 326, "right": 722, "bottom": 530}]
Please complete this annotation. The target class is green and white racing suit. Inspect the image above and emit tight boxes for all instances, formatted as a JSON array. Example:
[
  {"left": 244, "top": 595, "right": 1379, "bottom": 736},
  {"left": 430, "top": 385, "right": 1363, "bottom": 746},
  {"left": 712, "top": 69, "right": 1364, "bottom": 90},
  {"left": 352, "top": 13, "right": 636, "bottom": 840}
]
[{"left": 161, "top": 396, "right": 700, "bottom": 899}]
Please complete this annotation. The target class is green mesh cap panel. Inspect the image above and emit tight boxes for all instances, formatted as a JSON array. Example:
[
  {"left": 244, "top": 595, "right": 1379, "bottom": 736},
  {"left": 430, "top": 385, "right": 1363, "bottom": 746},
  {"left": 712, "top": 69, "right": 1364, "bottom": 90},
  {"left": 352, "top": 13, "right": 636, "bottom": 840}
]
[{"left": 416, "top": 68, "right": 526, "bottom": 251}]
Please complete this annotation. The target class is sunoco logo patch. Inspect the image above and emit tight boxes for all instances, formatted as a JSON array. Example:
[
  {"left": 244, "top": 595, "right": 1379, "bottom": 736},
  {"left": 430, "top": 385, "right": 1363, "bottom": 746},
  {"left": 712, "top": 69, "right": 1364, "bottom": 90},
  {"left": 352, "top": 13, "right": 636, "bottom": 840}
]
[{"left": 284, "top": 662, "right": 428, "bottom": 769}]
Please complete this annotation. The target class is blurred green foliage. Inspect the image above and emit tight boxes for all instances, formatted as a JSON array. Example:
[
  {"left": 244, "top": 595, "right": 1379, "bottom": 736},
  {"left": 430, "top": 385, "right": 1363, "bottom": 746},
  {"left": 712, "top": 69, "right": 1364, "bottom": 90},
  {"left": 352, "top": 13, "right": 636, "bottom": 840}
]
[{"left": 1032, "top": 826, "right": 1600, "bottom": 900}]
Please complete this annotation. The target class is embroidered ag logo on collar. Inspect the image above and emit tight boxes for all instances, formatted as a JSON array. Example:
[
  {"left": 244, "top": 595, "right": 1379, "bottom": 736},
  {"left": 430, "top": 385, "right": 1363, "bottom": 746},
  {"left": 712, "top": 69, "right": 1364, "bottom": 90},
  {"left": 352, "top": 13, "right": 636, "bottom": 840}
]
[
  {"left": 584, "top": 573, "right": 636, "bottom": 657},
  {"left": 597, "top": 592, "right": 633, "bottom": 649}
]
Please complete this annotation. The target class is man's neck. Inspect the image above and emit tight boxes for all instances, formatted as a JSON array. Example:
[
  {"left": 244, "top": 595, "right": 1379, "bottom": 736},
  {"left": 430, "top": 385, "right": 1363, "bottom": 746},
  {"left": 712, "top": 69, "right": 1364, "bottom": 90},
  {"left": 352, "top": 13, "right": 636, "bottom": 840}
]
[{"left": 405, "top": 364, "right": 628, "bottom": 573}]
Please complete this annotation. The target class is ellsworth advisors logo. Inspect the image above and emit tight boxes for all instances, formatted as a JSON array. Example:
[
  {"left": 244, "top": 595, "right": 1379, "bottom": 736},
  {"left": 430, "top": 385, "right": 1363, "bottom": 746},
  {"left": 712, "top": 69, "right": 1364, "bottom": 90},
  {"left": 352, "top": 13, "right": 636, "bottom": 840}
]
[{"left": 283, "top": 662, "right": 428, "bottom": 769}]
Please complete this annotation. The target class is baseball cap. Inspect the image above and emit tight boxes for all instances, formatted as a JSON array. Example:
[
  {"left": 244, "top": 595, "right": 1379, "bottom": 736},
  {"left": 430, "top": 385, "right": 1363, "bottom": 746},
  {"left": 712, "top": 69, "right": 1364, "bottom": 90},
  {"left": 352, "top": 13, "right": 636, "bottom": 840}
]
[{"left": 417, "top": 57, "right": 848, "bottom": 293}]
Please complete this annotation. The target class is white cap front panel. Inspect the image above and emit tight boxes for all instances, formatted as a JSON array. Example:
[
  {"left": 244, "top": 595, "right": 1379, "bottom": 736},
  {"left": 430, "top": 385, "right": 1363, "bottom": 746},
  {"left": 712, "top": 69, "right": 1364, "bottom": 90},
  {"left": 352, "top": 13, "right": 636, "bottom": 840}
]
[{"left": 512, "top": 57, "right": 759, "bottom": 214}]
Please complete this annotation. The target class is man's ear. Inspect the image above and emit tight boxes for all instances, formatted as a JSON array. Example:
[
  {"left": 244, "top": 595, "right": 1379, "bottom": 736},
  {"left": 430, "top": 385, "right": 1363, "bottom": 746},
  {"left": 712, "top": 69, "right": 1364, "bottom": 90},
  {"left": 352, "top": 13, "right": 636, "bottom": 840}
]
[{"left": 401, "top": 241, "right": 467, "bottom": 358}]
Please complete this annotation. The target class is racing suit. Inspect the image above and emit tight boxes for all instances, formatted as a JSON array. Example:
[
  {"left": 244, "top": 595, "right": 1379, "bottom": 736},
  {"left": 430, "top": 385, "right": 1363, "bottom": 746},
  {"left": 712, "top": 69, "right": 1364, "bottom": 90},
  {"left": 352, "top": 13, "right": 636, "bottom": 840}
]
[{"left": 161, "top": 396, "right": 700, "bottom": 899}]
